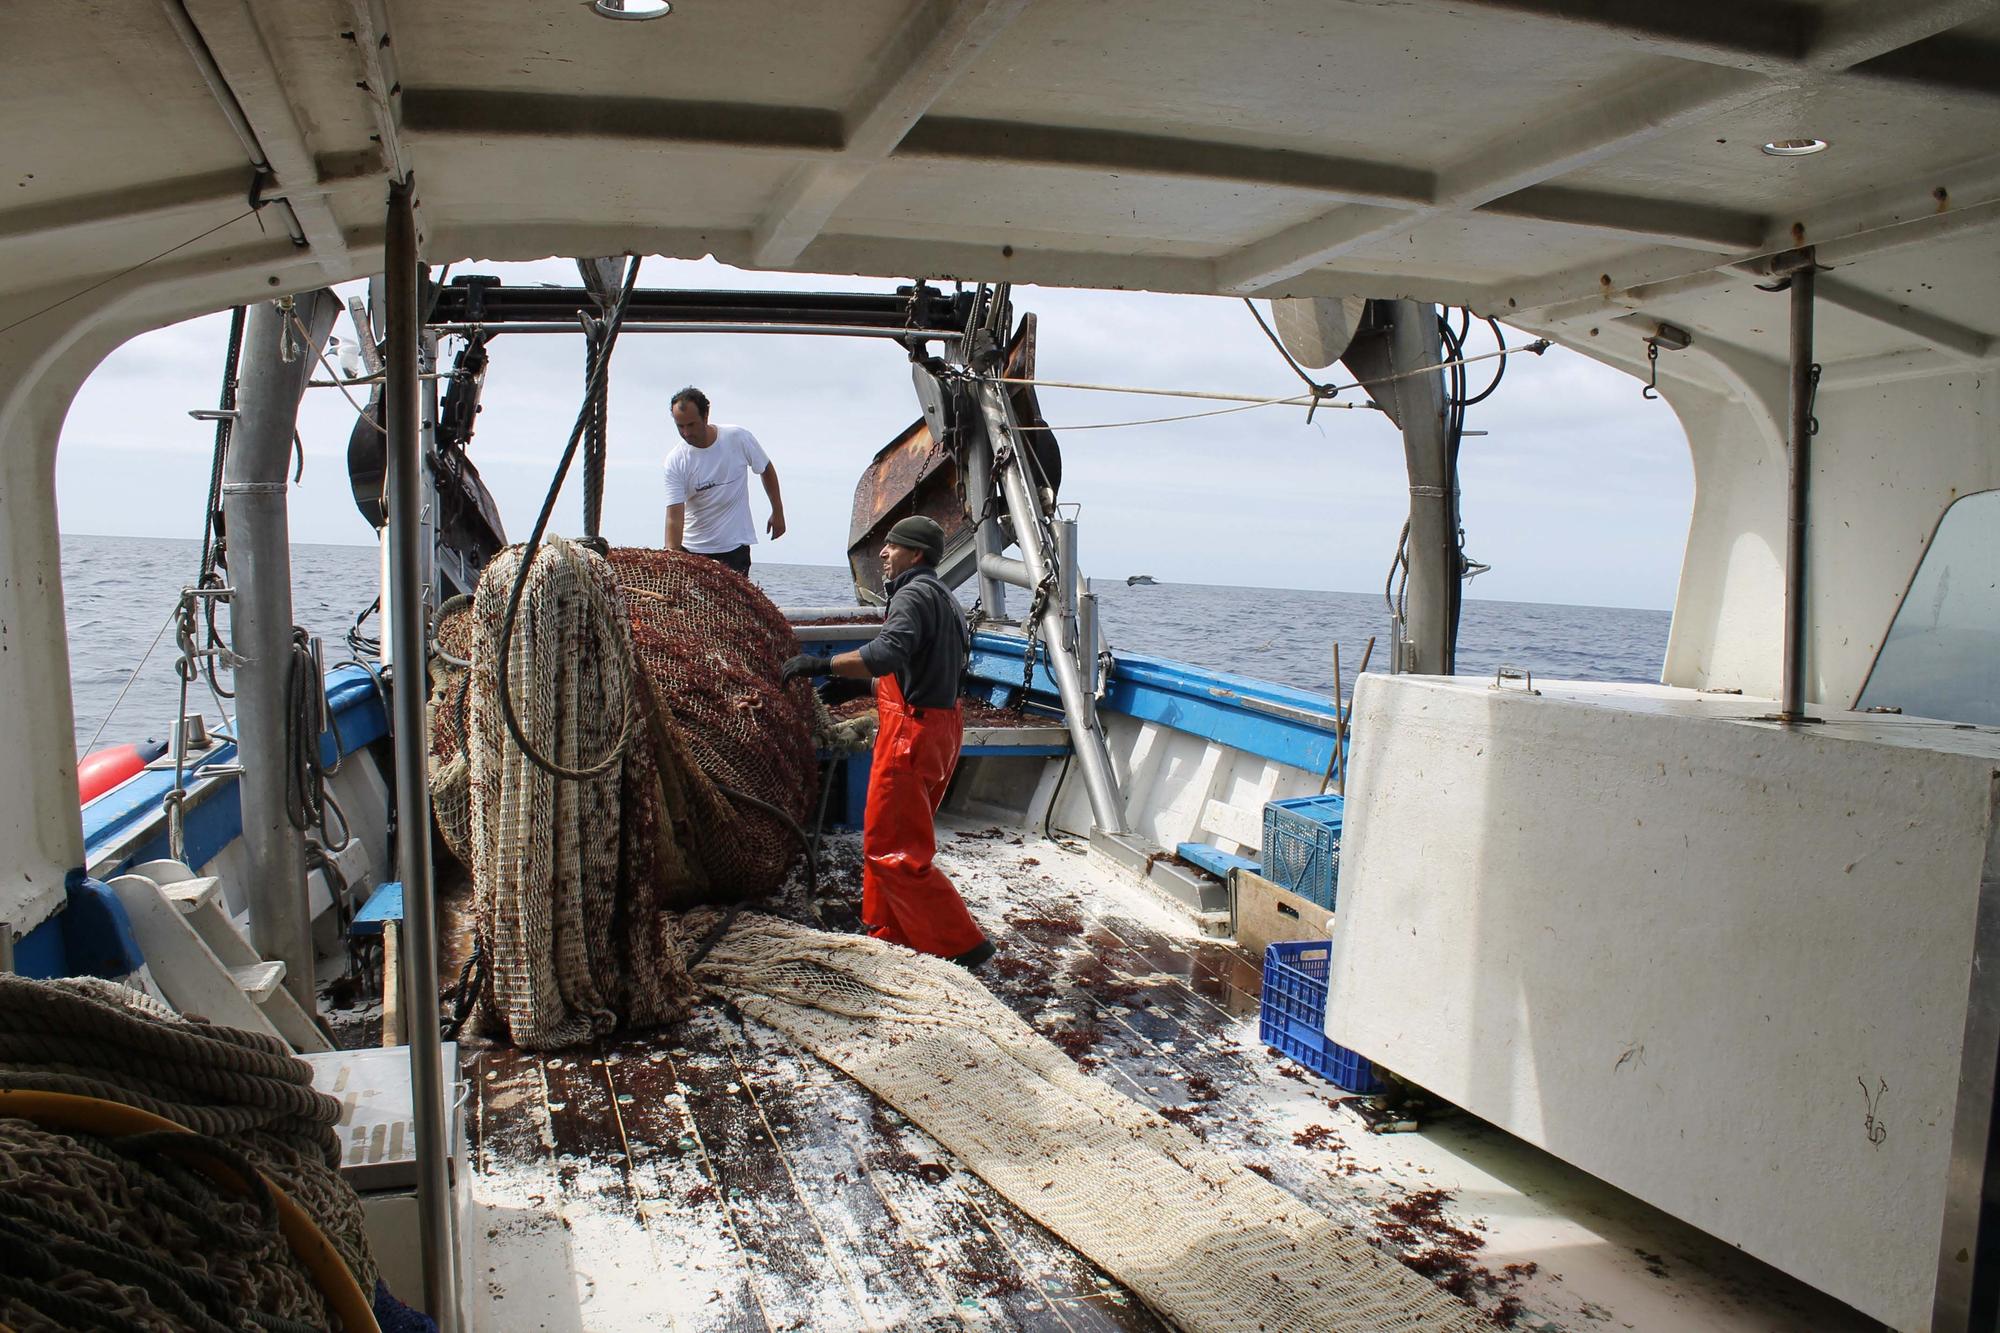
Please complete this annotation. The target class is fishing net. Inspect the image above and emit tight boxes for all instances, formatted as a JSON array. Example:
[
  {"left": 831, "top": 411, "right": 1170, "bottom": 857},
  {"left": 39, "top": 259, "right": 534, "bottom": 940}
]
[
  {"left": 606, "top": 547, "right": 818, "bottom": 902},
  {"left": 694, "top": 914, "right": 1489, "bottom": 1333},
  {"left": 434, "top": 541, "right": 1472, "bottom": 1328},
  {"left": 435, "top": 539, "right": 818, "bottom": 1049},
  {"left": 428, "top": 595, "right": 479, "bottom": 866},
  {"left": 0, "top": 975, "right": 377, "bottom": 1331}
]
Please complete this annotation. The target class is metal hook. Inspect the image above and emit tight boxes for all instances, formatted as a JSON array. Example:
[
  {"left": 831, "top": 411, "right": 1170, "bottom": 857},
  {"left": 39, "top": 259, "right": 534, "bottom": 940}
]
[{"left": 1642, "top": 339, "right": 1661, "bottom": 399}]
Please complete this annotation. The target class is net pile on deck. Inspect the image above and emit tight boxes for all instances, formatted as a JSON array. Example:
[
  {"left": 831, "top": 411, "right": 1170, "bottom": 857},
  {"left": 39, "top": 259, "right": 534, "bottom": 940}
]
[
  {"left": 694, "top": 914, "right": 1490, "bottom": 1333},
  {"left": 430, "top": 540, "right": 1476, "bottom": 1328},
  {"left": 0, "top": 976, "right": 377, "bottom": 1332},
  {"left": 428, "top": 539, "right": 816, "bottom": 1050}
]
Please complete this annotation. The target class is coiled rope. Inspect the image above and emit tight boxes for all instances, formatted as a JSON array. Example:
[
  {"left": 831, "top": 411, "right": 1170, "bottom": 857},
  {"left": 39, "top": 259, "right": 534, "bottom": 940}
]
[{"left": 0, "top": 977, "right": 380, "bottom": 1330}]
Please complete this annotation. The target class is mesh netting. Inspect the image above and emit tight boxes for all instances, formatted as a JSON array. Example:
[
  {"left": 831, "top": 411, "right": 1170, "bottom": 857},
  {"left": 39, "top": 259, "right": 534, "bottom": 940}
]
[
  {"left": 696, "top": 916, "right": 1489, "bottom": 1333},
  {"left": 434, "top": 539, "right": 815, "bottom": 1049},
  {"left": 606, "top": 548, "right": 818, "bottom": 900},
  {"left": 428, "top": 596, "right": 478, "bottom": 866},
  {"left": 0, "top": 976, "right": 376, "bottom": 1331},
  {"left": 429, "top": 542, "right": 1471, "bottom": 1327}
]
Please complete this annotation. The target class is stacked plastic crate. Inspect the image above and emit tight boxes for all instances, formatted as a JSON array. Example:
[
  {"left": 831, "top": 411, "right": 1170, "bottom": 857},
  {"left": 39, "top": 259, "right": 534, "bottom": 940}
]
[{"left": 1255, "top": 794, "right": 1383, "bottom": 1093}]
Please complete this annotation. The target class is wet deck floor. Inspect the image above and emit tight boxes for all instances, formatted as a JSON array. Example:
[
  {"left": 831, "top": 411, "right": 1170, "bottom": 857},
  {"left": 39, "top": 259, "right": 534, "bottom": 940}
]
[{"left": 457, "top": 822, "right": 1876, "bottom": 1332}]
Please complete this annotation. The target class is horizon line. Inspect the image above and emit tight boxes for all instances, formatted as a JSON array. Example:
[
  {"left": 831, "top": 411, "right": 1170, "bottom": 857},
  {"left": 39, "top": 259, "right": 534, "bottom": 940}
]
[{"left": 61, "top": 531, "right": 1674, "bottom": 615}]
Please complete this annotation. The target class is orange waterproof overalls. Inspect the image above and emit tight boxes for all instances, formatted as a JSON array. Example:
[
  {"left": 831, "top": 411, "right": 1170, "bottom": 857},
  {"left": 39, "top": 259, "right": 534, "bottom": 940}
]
[{"left": 861, "top": 673, "right": 984, "bottom": 957}]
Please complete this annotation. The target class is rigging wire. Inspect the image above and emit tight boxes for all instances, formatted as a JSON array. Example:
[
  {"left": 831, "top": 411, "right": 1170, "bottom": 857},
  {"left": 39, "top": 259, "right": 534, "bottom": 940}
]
[
  {"left": 0, "top": 208, "right": 258, "bottom": 339},
  {"left": 289, "top": 308, "right": 383, "bottom": 434},
  {"left": 1458, "top": 316, "right": 1510, "bottom": 406},
  {"left": 347, "top": 595, "right": 381, "bottom": 659},
  {"left": 988, "top": 376, "right": 1361, "bottom": 409},
  {"left": 987, "top": 331, "right": 1541, "bottom": 420},
  {"left": 80, "top": 604, "right": 181, "bottom": 757},
  {"left": 493, "top": 255, "right": 645, "bottom": 782},
  {"left": 1241, "top": 297, "right": 1341, "bottom": 420},
  {"left": 1007, "top": 392, "right": 1366, "bottom": 433}
]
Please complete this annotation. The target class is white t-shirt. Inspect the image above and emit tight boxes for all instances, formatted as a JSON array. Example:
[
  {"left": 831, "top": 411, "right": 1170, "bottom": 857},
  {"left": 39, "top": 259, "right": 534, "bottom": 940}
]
[{"left": 663, "top": 424, "right": 770, "bottom": 553}]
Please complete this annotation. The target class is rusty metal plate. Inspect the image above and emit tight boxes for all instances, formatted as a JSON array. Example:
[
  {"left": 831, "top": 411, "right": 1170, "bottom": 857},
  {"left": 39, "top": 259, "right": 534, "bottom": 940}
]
[{"left": 846, "top": 317, "right": 1057, "bottom": 603}]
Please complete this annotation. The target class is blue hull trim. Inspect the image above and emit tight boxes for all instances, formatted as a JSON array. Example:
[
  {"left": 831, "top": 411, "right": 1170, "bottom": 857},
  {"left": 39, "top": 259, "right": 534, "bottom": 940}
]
[
  {"left": 23, "top": 665, "right": 393, "bottom": 977},
  {"left": 16, "top": 873, "right": 153, "bottom": 981},
  {"left": 79, "top": 662, "right": 389, "bottom": 874},
  {"left": 965, "top": 631, "right": 1343, "bottom": 778},
  {"left": 802, "top": 628, "right": 1344, "bottom": 803}
]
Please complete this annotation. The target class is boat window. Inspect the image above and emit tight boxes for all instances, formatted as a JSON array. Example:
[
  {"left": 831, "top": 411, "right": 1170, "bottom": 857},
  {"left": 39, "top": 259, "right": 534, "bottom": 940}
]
[{"left": 1855, "top": 488, "right": 2000, "bottom": 725}]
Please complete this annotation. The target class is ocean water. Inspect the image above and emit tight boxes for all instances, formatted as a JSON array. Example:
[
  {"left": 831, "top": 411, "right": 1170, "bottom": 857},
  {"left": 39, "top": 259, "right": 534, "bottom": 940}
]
[{"left": 60, "top": 533, "right": 1670, "bottom": 753}]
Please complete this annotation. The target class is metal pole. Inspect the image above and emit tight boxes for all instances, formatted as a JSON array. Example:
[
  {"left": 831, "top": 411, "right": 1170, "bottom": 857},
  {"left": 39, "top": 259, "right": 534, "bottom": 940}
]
[
  {"left": 419, "top": 330, "right": 441, "bottom": 625},
  {"left": 1078, "top": 584, "right": 1100, "bottom": 698},
  {"left": 1053, "top": 513, "right": 1087, "bottom": 690},
  {"left": 223, "top": 292, "right": 336, "bottom": 1012},
  {"left": 975, "top": 379, "right": 1127, "bottom": 833},
  {"left": 385, "top": 176, "right": 456, "bottom": 1332},
  {"left": 427, "top": 321, "right": 964, "bottom": 340},
  {"left": 1385, "top": 300, "right": 1455, "bottom": 676},
  {"left": 582, "top": 319, "right": 607, "bottom": 540},
  {"left": 1780, "top": 252, "right": 1816, "bottom": 723},
  {"left": 963, "top": 419, "right": 1012, "bottom": 619}
]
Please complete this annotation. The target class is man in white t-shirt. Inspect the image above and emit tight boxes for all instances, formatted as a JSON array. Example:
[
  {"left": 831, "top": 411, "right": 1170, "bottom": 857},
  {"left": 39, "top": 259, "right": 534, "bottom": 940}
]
[{"left": 663, "top": 386, "right": 786, "bottom": 575}]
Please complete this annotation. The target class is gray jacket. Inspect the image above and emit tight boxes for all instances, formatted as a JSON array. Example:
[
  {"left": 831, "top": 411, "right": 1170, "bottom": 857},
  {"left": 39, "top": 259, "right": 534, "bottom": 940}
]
[{"left": 858, "top": 565, "right": 970, "bottom": 709}]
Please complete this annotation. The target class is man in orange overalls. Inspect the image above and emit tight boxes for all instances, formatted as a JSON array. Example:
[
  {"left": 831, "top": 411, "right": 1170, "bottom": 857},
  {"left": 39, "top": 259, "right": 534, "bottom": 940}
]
[{"left": 783, "top": 517, "right": 994, "bottom": 970}]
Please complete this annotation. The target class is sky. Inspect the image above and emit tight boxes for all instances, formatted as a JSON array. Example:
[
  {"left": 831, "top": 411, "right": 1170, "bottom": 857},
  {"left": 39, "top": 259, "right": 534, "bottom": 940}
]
[{"left": 56, "top": 256, "right": 1693, "bottom": 610}]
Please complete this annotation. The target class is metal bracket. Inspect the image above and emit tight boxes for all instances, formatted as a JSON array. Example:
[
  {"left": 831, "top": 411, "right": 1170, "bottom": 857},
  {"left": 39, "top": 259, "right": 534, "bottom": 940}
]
[
  {"left": 1491, "top": 664, "right": 1541, "bottom": 695},
  {"left": 1641, "top": 322, "right": 1692, "bottom": 401}
]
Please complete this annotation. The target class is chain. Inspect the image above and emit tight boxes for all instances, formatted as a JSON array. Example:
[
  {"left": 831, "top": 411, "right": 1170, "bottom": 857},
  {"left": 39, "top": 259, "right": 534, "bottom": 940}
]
[{"left": 1017, "top": 570, "right": 1054, "bottom": 713}]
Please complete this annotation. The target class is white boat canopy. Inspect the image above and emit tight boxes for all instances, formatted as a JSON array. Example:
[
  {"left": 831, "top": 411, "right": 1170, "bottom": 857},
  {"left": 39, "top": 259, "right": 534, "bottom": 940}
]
[{"left": 3, "top": 0, "right": 1998, "bottom": 914}]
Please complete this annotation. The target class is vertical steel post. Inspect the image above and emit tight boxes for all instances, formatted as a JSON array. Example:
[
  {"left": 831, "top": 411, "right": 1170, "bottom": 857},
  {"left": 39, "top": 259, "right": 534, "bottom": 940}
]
[
  {"left": 1054, "top": 515, "right": 1083, "bottom": 662},
  {"left": 1780, "top": 253, "right": 1816, "bottom": 723},
  {"left": 224, "top": 292, "right": 336, "bottom": 1012},
  {"left": 1385, "top": 300, "right": 1455, "bottom": 676},
  {"left": 385, "top": 177, "right": 456, "bottom": 1331},
  {"left": 975, "top": 378, "right": 1127, "bottom": 833},
  {"left": 962, "top": 417, "right": 1012, "bottom": 619},
  {"left": 420, "top": 331, "right": 442, "bottom": 615},
  {"left": 1078, "top": 584, "right": 1100, "bottom": 698},
  {"left": 582, "top": 319, "right": 608, "bottom": 540}
]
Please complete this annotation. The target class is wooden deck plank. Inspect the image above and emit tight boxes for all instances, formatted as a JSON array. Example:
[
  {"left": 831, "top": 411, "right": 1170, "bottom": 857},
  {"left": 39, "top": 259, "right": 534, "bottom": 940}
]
[
  {"left": 604, "top": 1035, "right": 766, "bottom": 1331},
  {"left": 469, "top": 1046, "right": 598, "bottom": 1332},
  {"left": 722, "top": 1034, "right": 974, "bottom": 1331},
  {"left": 670, "top": 1017, "right": 877, "bottom": 1331}
]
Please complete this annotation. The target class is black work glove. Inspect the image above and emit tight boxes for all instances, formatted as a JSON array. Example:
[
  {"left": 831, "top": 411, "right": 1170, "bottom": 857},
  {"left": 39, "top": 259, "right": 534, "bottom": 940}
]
[{"left": 781, "top": 653, "right": 832, "bottom": 685}]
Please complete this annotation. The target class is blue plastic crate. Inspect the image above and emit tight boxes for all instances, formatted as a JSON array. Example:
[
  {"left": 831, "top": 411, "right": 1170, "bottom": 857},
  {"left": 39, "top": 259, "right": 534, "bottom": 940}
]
[
  {"left": 1258, "top": 939, "right": 1384, "bottom": 1094},
  {"left": 1261, "top": 794, "right": 1344, "bottom": 910}
]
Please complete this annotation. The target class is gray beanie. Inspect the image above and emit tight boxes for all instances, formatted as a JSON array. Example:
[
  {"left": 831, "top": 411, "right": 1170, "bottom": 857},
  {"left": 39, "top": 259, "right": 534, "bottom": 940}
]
[{"left": 885, "top": 514, "right": 946, "bottom": 564}]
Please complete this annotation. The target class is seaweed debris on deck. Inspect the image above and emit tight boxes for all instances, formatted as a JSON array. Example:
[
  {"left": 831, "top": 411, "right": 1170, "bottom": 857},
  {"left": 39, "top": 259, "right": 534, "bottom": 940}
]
[{"left": 453, "top": 824, "right": 1876, "bottom": 1332}]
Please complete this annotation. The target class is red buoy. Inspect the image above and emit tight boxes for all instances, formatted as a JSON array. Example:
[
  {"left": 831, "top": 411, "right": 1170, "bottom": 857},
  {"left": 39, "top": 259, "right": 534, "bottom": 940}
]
[{"left": 78, "top": 737, "right": 168, "bottom": 804}]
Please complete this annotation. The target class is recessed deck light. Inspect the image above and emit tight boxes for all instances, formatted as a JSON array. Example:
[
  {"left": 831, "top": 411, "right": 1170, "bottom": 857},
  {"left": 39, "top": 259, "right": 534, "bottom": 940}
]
[
  {"left": 1761, "top": 138, "right": 1828, "bottom": 157},
  {"left": 593, "top": 0, "right": 671, "bottom": 18}
]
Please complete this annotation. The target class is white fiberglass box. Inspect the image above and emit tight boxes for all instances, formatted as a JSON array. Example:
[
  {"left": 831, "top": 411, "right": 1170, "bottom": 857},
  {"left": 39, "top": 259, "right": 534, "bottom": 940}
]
[{"left": 1326, "top": 674, "right": 2000, "bottom": 1332}]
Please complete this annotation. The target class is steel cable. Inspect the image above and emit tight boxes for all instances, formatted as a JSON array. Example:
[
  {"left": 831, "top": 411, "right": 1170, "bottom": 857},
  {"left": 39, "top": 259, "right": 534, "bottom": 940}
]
[{"left": 494, "top": 255, "right": 644, "bottom": 782}]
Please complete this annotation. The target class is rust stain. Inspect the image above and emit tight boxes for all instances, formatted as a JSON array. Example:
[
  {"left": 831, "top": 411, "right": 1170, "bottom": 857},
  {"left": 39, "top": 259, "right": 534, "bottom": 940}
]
[
  {"left": 1935, "top": 185, "right": 1951, "bottom": 213},
  {"left": 1790, "top": 221, "right": 1807, "bottom": 246},
  {"left": 845, "top": 316, "right": 1057, "bottom": 601}
]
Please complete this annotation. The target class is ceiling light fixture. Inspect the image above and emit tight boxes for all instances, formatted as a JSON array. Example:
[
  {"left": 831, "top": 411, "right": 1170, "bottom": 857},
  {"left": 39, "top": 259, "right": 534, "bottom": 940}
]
[
  {"left": 593, "top": 0, "right": 671, "bottom": 19},
  {"left": 1761, "top": 138, "right": 1828, "bottom": 157}
]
